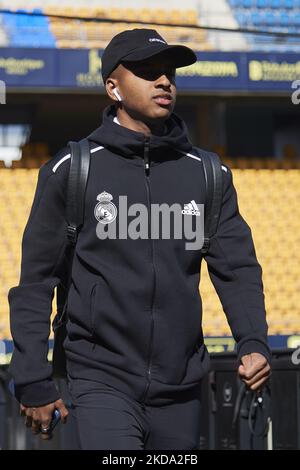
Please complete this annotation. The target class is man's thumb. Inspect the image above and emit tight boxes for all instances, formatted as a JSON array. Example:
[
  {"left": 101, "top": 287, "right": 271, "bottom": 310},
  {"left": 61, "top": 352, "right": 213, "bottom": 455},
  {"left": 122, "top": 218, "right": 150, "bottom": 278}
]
[{"left": 55, "top": 400, "right": 69, "bottom": 424}]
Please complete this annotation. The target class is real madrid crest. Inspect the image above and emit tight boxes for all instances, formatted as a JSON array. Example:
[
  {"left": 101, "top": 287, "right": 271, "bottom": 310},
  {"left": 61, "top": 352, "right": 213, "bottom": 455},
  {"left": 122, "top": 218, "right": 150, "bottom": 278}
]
[{"left": 94, "top": 191, "right": 117, "bottom": 224}]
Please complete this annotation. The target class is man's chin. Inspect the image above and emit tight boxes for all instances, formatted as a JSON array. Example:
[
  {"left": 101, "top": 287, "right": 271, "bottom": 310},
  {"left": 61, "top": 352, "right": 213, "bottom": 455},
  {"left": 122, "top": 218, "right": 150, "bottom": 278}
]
[{"left": 148, "top": 107, "right": 172, "bottom": 122}]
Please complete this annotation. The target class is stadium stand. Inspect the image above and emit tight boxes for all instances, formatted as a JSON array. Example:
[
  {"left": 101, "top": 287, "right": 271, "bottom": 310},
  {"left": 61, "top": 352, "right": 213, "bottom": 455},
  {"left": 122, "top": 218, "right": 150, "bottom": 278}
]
[
  {"left": 0, "top": 157, "right": 299, "bottom": 340},
  {"left": 0, "top": 2, "right": 211, "bottom": 51},
  {"left": 0, "top": 8, "right": 56, "bottom": 47},
  {"left": 1, "top": 0, "right": 299, "bottom": 51},
  {"left": 197, "top": 0, "right": 250, "bottom": 50},
  {"left": 227, "top": 0, "right": 300, "bottom": 52}
]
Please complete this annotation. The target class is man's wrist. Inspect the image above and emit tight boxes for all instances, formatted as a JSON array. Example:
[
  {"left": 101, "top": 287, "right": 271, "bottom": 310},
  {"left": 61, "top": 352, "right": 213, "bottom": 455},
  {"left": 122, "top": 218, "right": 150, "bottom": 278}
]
[
  {"left": 14, "top": 379, "right": 60, "bottom": 407},
  {"left": 237, "top": 339, "right": 272, "bottom": 365}
]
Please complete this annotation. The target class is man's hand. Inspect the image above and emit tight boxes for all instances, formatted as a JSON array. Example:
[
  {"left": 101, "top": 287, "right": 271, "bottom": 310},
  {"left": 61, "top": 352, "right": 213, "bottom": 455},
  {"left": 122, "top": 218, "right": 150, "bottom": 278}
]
[
  {"left": 238, "top": 352, "right": 271, "bottom": 391},
  {"left": 20, "top": 399, "right": 69, "bottom": 440}
]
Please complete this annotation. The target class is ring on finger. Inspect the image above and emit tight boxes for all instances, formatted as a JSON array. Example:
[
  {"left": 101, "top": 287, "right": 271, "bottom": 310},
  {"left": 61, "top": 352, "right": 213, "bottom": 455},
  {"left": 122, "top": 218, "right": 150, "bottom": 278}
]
[{"left": 40, "top": 425, "right": 50, "bottom": 434}]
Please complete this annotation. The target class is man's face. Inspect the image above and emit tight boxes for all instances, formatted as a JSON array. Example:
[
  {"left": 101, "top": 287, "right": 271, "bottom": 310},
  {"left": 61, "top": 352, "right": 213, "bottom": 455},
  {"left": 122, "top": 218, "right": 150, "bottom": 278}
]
[{"left": 108, "top": 55, "right": 177, "bottom": 123}]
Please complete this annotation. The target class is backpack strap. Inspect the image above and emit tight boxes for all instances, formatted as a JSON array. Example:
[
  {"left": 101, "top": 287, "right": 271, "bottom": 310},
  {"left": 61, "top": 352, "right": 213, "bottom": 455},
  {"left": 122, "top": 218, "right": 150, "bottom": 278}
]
[
  {"left": 193, "top": 148, "right": 223, "bottom": 255},
  {"left": 52, "top": 138, "right": 90, "bottom": 377},
  {"left": 66, "top": 138, "right": 91, "bottom": 246},
  {"left": 55, "top": 138, "right": 91, "bottom": 316}
]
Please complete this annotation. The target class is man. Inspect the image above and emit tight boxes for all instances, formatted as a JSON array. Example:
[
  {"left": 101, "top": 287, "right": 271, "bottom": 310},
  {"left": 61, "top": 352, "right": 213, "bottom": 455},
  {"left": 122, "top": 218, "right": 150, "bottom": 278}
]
[{"left": 8, "top": 29, "right": 271, "bottom": 450}]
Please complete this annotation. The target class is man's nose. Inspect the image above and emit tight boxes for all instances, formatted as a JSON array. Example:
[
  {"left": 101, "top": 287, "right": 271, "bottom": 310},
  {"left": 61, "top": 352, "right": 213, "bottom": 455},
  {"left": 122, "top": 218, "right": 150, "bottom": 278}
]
[{"left": 155, "top": 73, "right": 172, "bottom": 87}]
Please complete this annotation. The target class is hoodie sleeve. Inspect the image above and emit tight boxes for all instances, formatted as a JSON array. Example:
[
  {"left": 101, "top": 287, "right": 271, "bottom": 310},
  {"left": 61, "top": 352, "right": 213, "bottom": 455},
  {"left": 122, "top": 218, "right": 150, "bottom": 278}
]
[
  {"left": 203, "top": 160, "right": 271, "bottom": 364},
  {"left": 8, "top": 150, "right": 70, "bottom": 407}
]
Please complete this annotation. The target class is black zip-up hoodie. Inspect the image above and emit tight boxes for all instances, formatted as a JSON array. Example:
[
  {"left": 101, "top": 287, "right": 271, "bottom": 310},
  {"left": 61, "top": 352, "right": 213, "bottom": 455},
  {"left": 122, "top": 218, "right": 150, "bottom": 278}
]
[{"left": 8, "top": 104, "right": 271, "bottom": 407}]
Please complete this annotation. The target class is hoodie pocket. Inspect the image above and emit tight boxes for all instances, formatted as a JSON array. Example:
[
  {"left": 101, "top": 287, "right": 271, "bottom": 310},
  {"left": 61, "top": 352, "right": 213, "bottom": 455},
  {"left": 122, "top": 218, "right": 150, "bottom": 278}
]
[
  {"left": 65, "top": 281, "right": 96, "bottom": 340},
  {"left": 89, "top": 279, "right": 111, "bottom": 338},
  {"left": 183, "top": 343, "right": 211, "bottom": 385}
]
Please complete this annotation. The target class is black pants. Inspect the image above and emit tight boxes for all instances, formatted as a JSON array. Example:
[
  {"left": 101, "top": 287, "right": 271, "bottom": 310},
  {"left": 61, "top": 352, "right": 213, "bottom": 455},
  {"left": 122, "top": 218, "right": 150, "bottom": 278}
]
[{"left": 67, "top": 376, "right": 202, "bottom": 450}]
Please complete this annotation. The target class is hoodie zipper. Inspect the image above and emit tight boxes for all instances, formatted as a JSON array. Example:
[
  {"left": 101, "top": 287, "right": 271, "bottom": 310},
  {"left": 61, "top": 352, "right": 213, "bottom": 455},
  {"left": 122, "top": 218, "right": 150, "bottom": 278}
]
[{"left": 141, "top": 136, "right": 156, "bottom": 404}]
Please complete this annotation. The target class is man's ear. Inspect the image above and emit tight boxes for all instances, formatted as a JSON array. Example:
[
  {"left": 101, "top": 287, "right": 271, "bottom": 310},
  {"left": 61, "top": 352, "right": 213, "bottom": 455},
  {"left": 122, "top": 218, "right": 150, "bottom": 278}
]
[{"left": 106, "top": 78, "right": 119, "bottom": 102}]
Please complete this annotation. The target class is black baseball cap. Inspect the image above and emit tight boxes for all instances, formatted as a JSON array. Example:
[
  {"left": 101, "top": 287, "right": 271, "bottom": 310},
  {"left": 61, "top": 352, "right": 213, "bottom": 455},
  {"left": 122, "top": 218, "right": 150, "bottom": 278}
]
[{"left": 101, "top": 28, "right": 197, "bottom": 83}]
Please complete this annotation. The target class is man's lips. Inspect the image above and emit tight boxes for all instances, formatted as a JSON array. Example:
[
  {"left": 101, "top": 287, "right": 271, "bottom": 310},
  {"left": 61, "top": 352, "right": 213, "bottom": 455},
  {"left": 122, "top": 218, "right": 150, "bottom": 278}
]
[{"left": 153, "top": 94, "right": 173, "bottom": 106}]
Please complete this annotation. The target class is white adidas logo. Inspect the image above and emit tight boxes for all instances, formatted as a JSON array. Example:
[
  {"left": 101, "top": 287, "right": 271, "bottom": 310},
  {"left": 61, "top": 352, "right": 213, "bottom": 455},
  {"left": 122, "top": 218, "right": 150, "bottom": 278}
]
[{"left": 182, "top": 200, "right": 200, "bottom": 216}]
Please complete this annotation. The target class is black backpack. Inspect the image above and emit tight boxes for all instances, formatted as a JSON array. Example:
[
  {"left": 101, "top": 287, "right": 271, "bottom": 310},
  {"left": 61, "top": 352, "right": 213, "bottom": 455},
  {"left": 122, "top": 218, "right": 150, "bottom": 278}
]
[{"left": 51, "top": 140, "right": 223, "bottom": 378}]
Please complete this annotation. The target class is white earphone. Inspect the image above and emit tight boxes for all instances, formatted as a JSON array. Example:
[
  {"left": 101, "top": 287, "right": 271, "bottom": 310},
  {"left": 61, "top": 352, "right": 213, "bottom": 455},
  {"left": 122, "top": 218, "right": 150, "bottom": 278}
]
[{"left": 113, "top": 88, "right": 122, "bottom": 101}]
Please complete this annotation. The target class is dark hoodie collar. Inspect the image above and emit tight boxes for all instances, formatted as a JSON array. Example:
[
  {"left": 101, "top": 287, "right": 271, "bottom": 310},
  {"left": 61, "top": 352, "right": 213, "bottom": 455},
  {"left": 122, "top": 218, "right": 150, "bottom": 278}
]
[{"left": 87, "top": 104, "right": 193, "bottom": 165}]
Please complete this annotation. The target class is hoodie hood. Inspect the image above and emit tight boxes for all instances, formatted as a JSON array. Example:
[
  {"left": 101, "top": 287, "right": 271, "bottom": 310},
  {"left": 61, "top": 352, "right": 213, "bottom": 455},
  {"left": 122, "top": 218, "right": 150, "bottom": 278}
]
[{"left": 87, "top": 104, "right": 193, "bottom": 165}]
